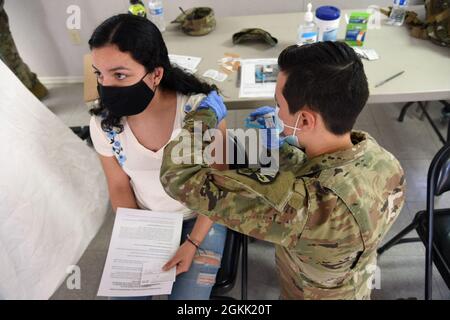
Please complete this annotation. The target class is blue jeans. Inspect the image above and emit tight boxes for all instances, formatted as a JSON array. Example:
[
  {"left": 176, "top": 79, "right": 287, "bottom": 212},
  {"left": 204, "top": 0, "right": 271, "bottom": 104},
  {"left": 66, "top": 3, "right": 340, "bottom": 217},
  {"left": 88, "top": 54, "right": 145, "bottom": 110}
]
[{"left": 110, "top": 217, "right": 227, "bottom": 300}]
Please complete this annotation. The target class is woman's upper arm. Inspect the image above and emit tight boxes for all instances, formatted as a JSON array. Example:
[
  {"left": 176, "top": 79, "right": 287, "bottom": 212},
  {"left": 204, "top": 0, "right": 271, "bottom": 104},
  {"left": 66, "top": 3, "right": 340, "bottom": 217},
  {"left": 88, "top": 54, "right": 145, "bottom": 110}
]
[
  {"left": 89, "top": 116, "right": 114, "bottom": 157},
  {"left": 98, "top": 155, "right": 137, "bottom": 212},
  {"left": 98, "top": 155, "right": 131, "bottom": 188}
]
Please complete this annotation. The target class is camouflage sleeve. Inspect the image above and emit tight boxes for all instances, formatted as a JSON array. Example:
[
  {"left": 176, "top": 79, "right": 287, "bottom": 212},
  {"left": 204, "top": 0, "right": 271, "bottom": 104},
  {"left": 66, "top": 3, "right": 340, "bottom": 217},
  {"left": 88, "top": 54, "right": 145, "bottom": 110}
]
[
  {"left": 278, "top": 143, "right": 307, "bottom": 172},
  {"left": 160, "top": 109, "right": 306, "bottom": 246}
]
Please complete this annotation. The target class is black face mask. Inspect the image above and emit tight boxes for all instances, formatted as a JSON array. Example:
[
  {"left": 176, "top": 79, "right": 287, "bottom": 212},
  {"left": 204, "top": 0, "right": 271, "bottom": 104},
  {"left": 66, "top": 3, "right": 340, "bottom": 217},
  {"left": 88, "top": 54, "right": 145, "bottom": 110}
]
[{"left": 97, "top": 73, "right": 155, "bottom": 117}]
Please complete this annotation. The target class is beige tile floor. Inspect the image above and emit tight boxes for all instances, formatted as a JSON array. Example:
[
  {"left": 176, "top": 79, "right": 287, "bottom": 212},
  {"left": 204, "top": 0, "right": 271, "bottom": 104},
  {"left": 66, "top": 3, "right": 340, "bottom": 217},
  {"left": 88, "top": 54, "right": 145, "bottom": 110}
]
[{"left": 45, "top": 84, "right": 450, "bottom": 300}]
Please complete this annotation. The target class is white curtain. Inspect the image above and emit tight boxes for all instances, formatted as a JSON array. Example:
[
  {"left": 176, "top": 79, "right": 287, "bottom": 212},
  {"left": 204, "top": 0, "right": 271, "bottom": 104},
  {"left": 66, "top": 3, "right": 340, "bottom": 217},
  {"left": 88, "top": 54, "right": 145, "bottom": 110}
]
[{"left": 0, "top": 60, "right": 109, "bottom": 299}]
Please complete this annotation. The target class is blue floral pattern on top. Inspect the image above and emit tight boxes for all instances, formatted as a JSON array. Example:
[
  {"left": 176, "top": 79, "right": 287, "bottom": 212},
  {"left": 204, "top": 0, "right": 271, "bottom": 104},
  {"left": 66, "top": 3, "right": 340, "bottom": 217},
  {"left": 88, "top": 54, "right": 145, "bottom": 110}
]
[
  {"left": 184, "top": 104, "right": 192, "bottom": 113},
  {"left": 106, "top": 128, "right": 127, "bottom": 167}
]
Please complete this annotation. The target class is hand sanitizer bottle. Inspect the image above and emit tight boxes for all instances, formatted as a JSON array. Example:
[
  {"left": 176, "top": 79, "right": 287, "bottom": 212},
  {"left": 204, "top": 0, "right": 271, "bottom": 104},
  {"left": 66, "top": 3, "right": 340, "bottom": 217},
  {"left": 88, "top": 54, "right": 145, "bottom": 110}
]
[{"left": 297, "top": 3, "right": 317, "bottom": 45}]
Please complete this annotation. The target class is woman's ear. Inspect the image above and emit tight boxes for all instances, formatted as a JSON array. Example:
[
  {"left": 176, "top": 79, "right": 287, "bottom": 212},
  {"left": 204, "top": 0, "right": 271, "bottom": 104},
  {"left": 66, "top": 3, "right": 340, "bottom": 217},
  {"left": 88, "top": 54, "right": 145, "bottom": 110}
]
[
  {"left": 145, "top": 67, "right": 164, "bottom": 90},
  {"left": 152, "top": 67, "right": 164, "bottom": 87}
]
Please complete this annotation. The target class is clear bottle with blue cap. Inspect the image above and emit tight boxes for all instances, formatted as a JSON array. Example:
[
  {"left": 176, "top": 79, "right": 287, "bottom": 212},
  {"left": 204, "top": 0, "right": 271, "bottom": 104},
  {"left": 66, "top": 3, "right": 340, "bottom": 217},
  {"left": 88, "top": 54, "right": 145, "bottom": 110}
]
[
  {"left": 297, "top": 3, "right": 318, "bottom": 46},
  {"left": 148, "top": 0, "right": 165, "bottom": 32}
]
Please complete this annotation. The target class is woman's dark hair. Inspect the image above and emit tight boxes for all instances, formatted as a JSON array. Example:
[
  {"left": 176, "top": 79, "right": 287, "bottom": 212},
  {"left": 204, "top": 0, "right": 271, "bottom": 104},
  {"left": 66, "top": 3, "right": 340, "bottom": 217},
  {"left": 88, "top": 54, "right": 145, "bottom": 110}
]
[
  {"left": 89, "top": 14, "right": 217, "bottom": 132},
  {"left": 278, "top": 41, "right": 369, "bottom": 135}
]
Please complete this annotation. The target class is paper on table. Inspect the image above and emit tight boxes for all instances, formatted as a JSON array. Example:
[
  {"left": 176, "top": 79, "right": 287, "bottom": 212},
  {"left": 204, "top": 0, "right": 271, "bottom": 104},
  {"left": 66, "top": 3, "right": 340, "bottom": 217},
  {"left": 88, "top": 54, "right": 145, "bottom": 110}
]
[
  {"left": 352, "top": 47, "right": 379, "bottom": 61},
  {"left": 97, "top": 208, "right": 183, "bottom": 297},
  {"left": 239, "top": 58, "right": 278, "bottom": 98},
  {"left": 169, "top": 54, "right": 202, "bottom": 74},
  {"left": 203, "top": 69, "right": 228, "bottom": 82}
]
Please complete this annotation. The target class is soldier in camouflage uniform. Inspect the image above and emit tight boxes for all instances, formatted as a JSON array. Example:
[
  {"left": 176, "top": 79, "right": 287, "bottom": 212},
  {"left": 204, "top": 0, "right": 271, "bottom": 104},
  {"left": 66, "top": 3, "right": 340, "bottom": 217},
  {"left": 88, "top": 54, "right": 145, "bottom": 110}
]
[
  {"left": 0, "top": 0, "right": 48, "bottom": 99},
  {"left": 160, "top": 42, "right": 406, "bottom": 300}
]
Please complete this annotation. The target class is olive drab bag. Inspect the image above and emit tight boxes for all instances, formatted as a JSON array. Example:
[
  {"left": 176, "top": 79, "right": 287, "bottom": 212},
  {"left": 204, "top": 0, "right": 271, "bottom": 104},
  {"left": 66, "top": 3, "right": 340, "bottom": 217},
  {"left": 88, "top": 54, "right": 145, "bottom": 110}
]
[{"left": 383, "top": 0, "right": 450, "bottom": 47}]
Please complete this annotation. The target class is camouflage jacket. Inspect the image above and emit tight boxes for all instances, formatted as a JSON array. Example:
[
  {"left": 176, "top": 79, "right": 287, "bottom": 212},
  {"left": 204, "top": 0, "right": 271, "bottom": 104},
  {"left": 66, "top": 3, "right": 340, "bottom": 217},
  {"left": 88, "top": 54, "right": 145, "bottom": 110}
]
[{"left": 160, "top": 109, "right": 406, "bottom": 300}]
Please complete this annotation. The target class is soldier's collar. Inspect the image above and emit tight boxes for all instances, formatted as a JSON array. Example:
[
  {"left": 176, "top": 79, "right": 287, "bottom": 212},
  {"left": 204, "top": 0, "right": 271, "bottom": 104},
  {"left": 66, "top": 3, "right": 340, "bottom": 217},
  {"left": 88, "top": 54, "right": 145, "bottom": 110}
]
[{"left": 295, "top": 131, "right": 370, "bottom": 177}]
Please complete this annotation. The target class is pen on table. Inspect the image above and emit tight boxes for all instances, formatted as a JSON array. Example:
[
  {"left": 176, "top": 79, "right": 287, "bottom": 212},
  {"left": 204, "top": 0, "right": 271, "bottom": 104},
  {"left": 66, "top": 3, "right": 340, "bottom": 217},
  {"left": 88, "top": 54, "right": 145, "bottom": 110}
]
[{"left": 374, "top": 71, "right": 405, "bottom": 88}]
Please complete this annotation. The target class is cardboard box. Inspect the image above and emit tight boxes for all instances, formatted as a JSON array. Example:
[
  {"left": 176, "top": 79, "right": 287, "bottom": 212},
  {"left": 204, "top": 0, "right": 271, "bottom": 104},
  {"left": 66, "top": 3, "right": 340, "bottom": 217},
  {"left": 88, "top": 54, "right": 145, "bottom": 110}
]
[
  {"left": 83, "top": 53, "right": 99, "bottom": 102},
  {"left": 345, "top": 12, "right": 370, "bottom": 47}
]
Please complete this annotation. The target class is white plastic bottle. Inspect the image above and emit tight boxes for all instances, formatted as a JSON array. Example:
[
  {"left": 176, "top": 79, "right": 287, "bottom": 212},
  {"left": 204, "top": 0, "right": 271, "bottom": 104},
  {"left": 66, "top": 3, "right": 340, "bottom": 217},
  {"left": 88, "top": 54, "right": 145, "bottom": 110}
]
[
  {"left": 387, "top": 0, "right": 408, "bottom": 26},
  {"left": 297, "top": 3, "right": 317, "bottom": 45},
  {"left": 148, "top": 0, "right": 165, "bottom": 32}
]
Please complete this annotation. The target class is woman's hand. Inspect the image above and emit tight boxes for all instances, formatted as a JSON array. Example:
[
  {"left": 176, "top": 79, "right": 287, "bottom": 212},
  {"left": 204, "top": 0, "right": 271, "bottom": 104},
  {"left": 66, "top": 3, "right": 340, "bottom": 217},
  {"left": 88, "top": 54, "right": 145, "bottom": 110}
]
[{"left": 162, "top": 241, "right": 197, "bottom": 276}]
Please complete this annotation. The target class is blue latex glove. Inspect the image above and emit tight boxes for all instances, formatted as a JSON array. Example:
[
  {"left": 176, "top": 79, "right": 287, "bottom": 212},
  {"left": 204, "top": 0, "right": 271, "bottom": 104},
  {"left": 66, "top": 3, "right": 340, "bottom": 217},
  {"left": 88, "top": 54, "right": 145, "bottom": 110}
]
[
  {"left": 198, "top": 91, "right": 227, "bottom": 123},
  {"left": 246, "top": 106, "right": 278, "bottom": 129},
  {"left": 245, "top": 106, "right": 286, "bottom": 150},
  {"left": 248, "top": 106, "right": 276, "bottom": 119}
]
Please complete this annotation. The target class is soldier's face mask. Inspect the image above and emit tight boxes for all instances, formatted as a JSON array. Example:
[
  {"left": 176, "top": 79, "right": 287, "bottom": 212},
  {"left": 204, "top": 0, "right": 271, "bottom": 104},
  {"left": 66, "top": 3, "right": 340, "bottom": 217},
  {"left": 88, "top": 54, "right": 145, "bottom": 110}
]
[
  {"left": 276, "top": 107, "right": 302, "bottom": 148},
  {"left": 97, "top": 72, "right": 155, "bottom": 117}
]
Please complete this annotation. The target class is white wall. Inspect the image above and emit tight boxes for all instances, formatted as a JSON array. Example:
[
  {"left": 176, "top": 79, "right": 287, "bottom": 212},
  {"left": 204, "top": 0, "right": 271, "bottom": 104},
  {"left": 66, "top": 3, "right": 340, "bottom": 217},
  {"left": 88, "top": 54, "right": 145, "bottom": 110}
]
[{"left": 4, "top": 0, "right": 423, "bottom": 79}]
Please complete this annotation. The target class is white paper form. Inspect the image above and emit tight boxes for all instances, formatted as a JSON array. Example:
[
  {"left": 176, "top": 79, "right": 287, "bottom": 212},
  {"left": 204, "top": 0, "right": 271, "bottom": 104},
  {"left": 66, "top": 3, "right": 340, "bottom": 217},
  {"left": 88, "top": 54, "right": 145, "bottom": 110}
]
[
  {"left": 239, "top": 58, "right": 278, "bottom": 98},
  {"left": 97, "top": 208, "right": 183, "bottom": 297},
  {"left": 169, "top": 54, "right": 202, "bottom": 74},
  {"left": 141, "top": 259, "right": 176, "bottom": 285}
]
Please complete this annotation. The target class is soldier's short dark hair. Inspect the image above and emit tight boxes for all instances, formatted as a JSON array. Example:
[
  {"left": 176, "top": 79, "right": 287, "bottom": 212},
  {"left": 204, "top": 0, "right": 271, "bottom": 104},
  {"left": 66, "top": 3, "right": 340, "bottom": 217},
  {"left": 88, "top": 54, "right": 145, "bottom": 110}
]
[{"left": 278, "top": 42, "right": 369, "bottom": 135}]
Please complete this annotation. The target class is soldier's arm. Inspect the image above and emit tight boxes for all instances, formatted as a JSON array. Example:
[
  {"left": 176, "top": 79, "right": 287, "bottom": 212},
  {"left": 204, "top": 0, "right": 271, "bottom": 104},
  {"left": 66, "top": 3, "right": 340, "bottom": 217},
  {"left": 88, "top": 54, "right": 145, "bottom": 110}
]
[
  {"left": 161, "top": 109, "right": 307, "bottom": 246},
  {"left": 296, "top": 188, "right": 366, "bottom": 294}
]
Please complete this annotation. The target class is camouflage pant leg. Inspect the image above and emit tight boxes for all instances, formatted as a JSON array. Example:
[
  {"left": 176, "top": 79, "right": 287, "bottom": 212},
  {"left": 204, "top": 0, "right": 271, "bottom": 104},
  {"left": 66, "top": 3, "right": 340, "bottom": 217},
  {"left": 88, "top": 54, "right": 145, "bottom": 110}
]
[{"left": 0, "top": 7, "right": 39, "bottom": 90}]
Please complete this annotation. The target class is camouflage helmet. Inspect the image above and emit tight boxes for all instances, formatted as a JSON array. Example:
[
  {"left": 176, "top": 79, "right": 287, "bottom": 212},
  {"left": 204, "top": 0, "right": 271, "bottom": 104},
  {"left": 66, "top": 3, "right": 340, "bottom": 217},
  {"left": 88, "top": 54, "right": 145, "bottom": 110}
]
[
  {"left": 232, "top": 28, "right": 278, "bottom": 47},
  {"left": 172, "top": 7, "right": 216, "bottom": 36}
]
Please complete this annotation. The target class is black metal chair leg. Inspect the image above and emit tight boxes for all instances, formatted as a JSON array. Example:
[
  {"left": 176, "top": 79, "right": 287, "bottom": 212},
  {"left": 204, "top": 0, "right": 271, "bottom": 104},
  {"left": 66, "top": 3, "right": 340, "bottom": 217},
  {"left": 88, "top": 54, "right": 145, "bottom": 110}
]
[
  {"left": 377, "top": 218, "right": 420, "bottom": 255},
  {"left": 241, "top": 236, "right": 248, "bottom": 300},
  {"left": 417, "top": 102, "right": 447, "bottom": 145},
  {"left": 425, "top": 244, "right": 433, "bottom": 300},
  {"left": 425, "top": 178, "right": 436, "bottom": 300},
  {"left": 398, "top": 102, "right": 416, "bottom": 122},
  {"left": 441, "top": 101, "right": 450, "bottom": 143},
  {"left": 447, "top": 119, "right": 450, "bottom": 144}
]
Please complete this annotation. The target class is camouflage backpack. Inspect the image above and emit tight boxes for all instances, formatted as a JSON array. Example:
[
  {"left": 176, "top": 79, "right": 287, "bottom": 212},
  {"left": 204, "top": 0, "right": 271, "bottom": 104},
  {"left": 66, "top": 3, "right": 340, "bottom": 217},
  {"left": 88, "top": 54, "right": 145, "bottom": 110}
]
[{"left": 384, "top": 0, "right": 450, "bottom": 47}]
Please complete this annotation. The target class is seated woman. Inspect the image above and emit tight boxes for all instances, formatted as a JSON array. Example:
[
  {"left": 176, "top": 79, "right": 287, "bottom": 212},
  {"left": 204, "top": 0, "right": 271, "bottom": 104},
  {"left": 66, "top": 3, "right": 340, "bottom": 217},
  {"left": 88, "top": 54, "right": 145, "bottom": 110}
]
[{"left": 88, "top": 14, "right": 228, "bottom": 300}]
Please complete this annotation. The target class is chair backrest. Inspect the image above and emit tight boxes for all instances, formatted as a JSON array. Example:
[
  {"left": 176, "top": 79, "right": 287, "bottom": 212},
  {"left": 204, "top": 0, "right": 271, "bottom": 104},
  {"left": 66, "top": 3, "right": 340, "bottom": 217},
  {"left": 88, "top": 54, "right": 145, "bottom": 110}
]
[
  {"left": 430, "top": 143, "right": 450, "bottom": 196},
  {"left": 213, "top": 229, "right": 243, "bottom": 291},
  {"left": 424, "top": 143, "right": 450, "bottom": 300}
]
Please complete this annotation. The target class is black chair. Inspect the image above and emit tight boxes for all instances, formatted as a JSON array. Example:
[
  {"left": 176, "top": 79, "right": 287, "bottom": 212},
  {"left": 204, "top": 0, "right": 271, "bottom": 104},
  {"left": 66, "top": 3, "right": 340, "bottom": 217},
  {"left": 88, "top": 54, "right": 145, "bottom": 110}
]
[
  {"left": 377, "top": 143, "right": 450, "bottom": 299},
  {"left": 211, "top": 230, "right": 248, "bottom": 300},
  {"left": 71, "top": 126, "right": 90, "bottom": 141},
  {"left": 210, "top": 133, "right": 249, "bottom": 300}
]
